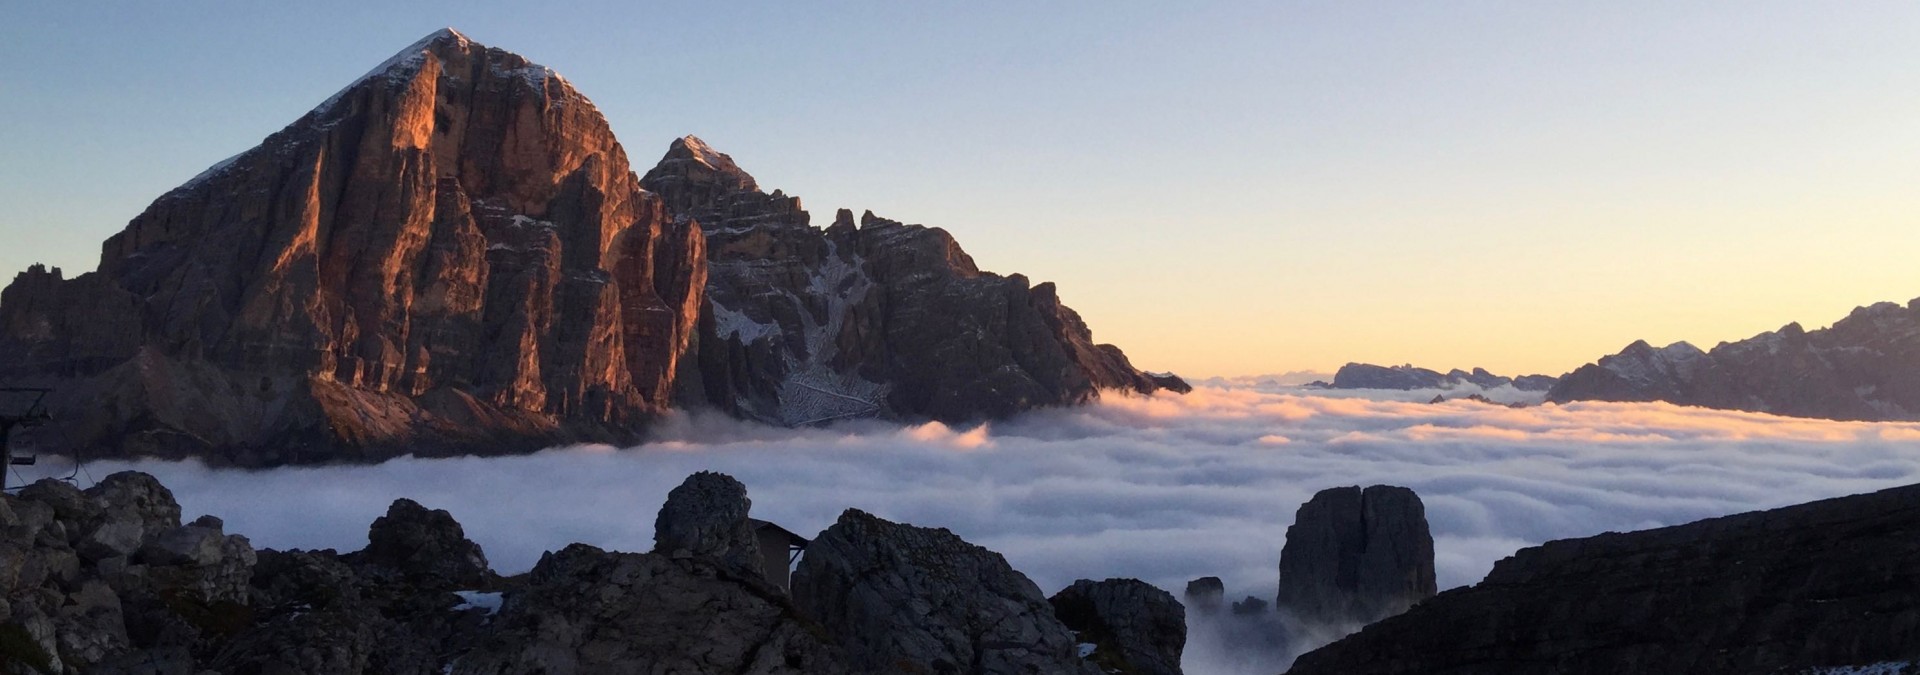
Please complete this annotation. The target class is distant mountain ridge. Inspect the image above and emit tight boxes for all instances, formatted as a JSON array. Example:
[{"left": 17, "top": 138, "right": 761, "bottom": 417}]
[
  {"left": 1549, "top": 298, "right": 1920, "bottom": 421},
  {"left": 1318, "top": 363, "right": 1557, "bottom": 391}
]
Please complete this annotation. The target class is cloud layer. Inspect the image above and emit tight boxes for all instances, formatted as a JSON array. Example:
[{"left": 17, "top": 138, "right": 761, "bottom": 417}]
[{"left": 15, "top": 384, "right": 1920, "bottom": 672}]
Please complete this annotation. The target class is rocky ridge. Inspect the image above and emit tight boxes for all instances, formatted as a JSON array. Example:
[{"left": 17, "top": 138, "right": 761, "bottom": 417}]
[
  {"left": 1321, "top": 364, "right": 1555, "bottom": 391},
  {"left": 641, "top": 136, "right": 1190, "bottom": 425},
  {"left": 1548, "top": 298, "right": 1920, "bottom": 421},
  {"left": 1285, "top": 482, "right": 1920, "bottom": 674}
]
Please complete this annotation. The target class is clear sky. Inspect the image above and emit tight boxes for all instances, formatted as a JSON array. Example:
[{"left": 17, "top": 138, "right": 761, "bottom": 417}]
[{"left": 4, "top": 2, "right": 1918, "bottom": 378}]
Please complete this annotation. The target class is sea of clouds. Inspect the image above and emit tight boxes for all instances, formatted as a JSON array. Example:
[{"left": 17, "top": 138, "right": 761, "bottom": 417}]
[{"left": 14, "top": 382, "right": 1920, "bottom": 673}]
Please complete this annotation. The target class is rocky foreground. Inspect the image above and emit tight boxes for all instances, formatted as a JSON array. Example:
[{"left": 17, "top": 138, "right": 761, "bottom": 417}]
[
  {"left": 0, "top": 470, "right": 1190, "bottom": 674},
  {"left": 1285, "top": 482, "right": 1920, "bottom": 674},
  {"left": 5, "top": 468, "right": 1917, "bottom": 674}
]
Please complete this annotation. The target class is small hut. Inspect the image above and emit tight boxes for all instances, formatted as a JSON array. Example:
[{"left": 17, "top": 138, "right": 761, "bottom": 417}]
[{"left": 748, "top": 518, "right": 809, "bottom": 592}]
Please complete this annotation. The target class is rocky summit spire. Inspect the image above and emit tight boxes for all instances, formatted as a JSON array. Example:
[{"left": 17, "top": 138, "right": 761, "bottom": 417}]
[{"left": 0, "top": 29, "right": 705, "bottom": 464}]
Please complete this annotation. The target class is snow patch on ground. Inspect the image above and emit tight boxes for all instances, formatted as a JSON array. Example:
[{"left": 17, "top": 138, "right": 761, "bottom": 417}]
[
  {"left": 711, "top": 301, "right": 778, "bottom": 344},
  {"left": 451, "top": 590, "right": 502, "bottom": 616}
]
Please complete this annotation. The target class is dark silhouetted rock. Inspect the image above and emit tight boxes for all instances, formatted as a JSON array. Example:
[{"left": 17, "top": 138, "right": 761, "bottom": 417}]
[
  {"left": 642, "top": 137, "right": 1187, "bottom": 426},
  {"left": 1511, "top": 374, "right": 1558, "bottom": 391},
  {"left": 1050, "top": 578, "right": 1186, "bottom": 675},
  {"left": 1330, "top": 364, "right": 1447, "bottom": 390},
  {"left": 651, "top": 470, "right": 759, "bottom": 576},
  {"left": 346, "top": 498, "right": 490, "bottom": 589},
  {"left": 1230, "top": 596, "right": 1269, "bottom": 615},
  {"left": 1550, "top": 299, "right": 1920, "bottom": 421},
  {"left": 1285, "top": 482, "right": 1920, "bottom": 675},
  {"left": 1331, "top": 363, "right": 1556, "bottom": 392},
  {"left": 0, "top": 28, "right": 706, "bottom": 465},
  {"left": 1277, "top": 486, "right": 1435, "bottom": 628},
  {"left": 792, "top": 508, "right": 1100, "bottom": 674},
  {"left": 1184, "top": 576, "right": 1225, "bottom": 615},
  {"left": 454, "top": 543, "right": 842, "bottom": 675}
]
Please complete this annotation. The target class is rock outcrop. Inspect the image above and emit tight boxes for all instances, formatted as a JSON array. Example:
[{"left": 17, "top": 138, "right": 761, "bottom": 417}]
[
  {"left": 1049, "top": 579, "right": 1186, "bottom": 675},
  {"left": 1285, "top": 482, "right": 1920, "bottom": 675},
  {"left": 345, "top": 498, "right": 491, "bottom": 589},
  {"left": 791, "top": 508, "right": 1101, "bottom": 674},
  {"left": 1, "top": 472, "right": 256, "bottom": 674},
  {"left": 1327, "top": 363, "right": 1556, "bottom": 391},
  {"left": 0, "top": 29, "right": 706, "bottom": 465},
  {"left": 454, "top": 544, "right": 843, "bottom": 674},
  {"left": 1549, "top": 299, "right": 1920, "bottom": 421},
  {"left": 1183, "top": 576, "right": 1225, "bottom": 615},
  {"left": 642, "top": 136, "right": 1189, "bottom": 425},
  {"left": 651, "top": 470, "right": 759, "bottom": 577},
  {"left": 1276, "top": 486, "right": 1435, "bottom": 628}
]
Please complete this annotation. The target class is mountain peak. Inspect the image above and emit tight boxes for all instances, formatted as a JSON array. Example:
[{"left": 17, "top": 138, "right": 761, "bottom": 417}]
[{"left": 643, "top": 136, "right": 762, "bottom": 205}]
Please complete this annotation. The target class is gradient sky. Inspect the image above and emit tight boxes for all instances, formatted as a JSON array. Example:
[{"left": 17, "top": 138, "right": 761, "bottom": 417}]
[{"left": 4, "top": 2, "right": 1918, "bottom": 378}]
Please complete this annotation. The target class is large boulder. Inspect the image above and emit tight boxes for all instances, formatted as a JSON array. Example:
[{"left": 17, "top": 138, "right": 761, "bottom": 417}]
[
  {"left": 792, "top": 509, "right": 1100, "bottom": 674},
  {"left": 651, "top": 471, "right": 760, "bottom": 577},
  {"left": 1183, "top": 577, "right": 1224, "bottom": 615},
  {"left": 1049, "top": 579, "right": 1186, "bottom": 675},
  {"left": 1276, "top": 486, "right": 1435, "bottom": 628},
  {"left": 346, "top": 498, "right": 491, "bottom": 590},
  {"left": 453, "top": 544, "right": 842, "bottom": 674}
]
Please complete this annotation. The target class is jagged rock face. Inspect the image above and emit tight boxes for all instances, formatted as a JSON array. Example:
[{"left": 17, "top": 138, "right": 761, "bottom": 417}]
[
  {"left": 1276, "top": 486, "right": 1436, "bottom": 629},
  {"left": 1049, "top": 579, "right": 1187, "bottom": 675},
  {"left": 346, "top": 498, "right": 491, "bottom": 589},
  {"left": 0, "top": 29, "right": 705, "bottom": 465},
  {"left": 1285, "top": 483, "right": 1920, "bottom": 675},
  {"left": 642, "top": 137, "right": 1188, "bottom": 425},
  {"left": 1549, "top": 299, "right": 1920, "bottom": 421},
  {"left": 1328, "top": 363, "right": 1557, "bottom": 392},
  {"left": 651, "top": 470, "right": 760, "bottom": 576},
  {"left": 456, "top": 543, "right": 842, "bottom": 675},
  {"left": 791, "top": 508, "right": 1101, "bottom": 674}
]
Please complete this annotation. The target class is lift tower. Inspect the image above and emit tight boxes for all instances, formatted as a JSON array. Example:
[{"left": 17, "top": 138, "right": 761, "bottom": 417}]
[{"left": 0, "top": 388, "right": 51, "bottom": 490}]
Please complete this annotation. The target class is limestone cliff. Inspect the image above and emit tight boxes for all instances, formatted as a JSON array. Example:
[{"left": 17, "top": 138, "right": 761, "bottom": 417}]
[{"left": 0, "top": 30, "right": 704, "bottom": 464}]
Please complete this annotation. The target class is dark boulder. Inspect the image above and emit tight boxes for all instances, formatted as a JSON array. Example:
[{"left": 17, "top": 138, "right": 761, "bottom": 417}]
[
  {"left": 1183, "top": 576, "right": 1225, "bottom": 615},
  {"left": 345, "top": 498, "right": 490, "bottom": 590},
  {"left": 651, "top": 470, "right": 760, "bottom": 577},
  {"left": 1049, "top": 578, "right": 1186, "bottom": 675},
  {"left": 453, "top": 544, "right": 842, "bottom": 674},
  {"left": 792, "top": 508, "right": 1100, "bottom": 674},
  {"left": 1276, "top": 486, "right": 1435, "bottom": 628}
]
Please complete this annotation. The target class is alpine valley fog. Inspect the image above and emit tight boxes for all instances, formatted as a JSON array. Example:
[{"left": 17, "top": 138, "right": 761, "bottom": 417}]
[{"left": 17, "top": 382, "right": 1920, "bottom": 671}]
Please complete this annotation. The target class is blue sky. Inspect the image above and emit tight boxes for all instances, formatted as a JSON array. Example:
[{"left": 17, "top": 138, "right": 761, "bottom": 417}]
[{"left": 4, "top": 2, "right": 1919, "bottom": 377}]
